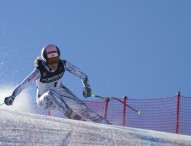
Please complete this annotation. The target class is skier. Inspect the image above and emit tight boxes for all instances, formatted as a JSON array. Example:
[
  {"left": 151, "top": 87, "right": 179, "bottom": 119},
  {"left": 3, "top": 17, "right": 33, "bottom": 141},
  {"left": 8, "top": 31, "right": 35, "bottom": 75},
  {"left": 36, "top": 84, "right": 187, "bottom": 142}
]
[{"left": 4, "top": 44, "right": 110, "bottom": 124}]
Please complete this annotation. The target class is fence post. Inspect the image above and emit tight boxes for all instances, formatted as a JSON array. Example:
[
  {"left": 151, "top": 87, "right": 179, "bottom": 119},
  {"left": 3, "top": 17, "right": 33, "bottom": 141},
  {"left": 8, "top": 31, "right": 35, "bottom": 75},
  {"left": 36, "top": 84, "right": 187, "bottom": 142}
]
[
  {"left": 123, "top": 96, "right": 127, "bottom": 126},
  {"left": 176, "top": 91, "right": 181, "bottom": 134},
  {"left": 48, "top": 110, "right": 51, "bottom": 116},
  {"left": 104, "top": 98, "right": 110, "bottom": 118}
]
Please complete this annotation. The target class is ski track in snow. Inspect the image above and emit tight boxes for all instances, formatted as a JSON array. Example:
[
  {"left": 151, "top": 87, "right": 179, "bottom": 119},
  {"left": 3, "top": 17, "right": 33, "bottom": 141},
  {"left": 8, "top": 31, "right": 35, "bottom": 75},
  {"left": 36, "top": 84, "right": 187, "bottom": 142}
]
[{"left": 0, "top": 108, "right": 191, "bottom": 146}]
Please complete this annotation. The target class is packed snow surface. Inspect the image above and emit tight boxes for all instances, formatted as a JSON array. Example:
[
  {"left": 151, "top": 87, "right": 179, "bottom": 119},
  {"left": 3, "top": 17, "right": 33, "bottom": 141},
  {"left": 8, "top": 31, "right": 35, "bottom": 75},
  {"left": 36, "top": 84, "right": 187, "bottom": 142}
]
[{"left": 0, "top": 109, "right": 191, "bottom": 146}]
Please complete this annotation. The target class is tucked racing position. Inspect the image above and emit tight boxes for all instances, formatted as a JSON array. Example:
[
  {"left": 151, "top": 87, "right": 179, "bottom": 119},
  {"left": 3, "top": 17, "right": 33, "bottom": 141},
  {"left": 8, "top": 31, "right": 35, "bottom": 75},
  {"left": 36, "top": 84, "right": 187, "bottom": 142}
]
[{"left": 4, "top": 44, "right": 110, "bottom": 124}]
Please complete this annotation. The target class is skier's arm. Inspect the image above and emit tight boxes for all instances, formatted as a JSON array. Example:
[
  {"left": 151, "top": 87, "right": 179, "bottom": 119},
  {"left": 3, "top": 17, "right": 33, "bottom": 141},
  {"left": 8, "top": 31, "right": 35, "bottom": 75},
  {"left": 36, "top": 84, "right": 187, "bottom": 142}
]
[
  {"left": 62, "top": 60, "right": 90, "bottom": 88},
  {"left": 11, "top": 69, "right": 40, "bottom": 98}
]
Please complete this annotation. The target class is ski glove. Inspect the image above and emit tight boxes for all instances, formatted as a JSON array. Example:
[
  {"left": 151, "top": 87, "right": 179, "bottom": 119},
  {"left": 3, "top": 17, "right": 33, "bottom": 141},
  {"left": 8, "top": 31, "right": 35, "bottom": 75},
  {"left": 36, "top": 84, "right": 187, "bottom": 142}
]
[
  {"left": 83, "top": 87, "right": 92, "bottom": 98},
  {"left": 4, "top": 95, "right": 15, "bottom": 106}
]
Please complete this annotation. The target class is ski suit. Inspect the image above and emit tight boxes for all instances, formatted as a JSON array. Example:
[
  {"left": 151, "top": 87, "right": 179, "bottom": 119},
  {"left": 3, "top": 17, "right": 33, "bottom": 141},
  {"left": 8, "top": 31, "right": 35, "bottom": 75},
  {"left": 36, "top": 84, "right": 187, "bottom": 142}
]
[{"left": 11, "top": 59, "right": 110, "bottom": 124}]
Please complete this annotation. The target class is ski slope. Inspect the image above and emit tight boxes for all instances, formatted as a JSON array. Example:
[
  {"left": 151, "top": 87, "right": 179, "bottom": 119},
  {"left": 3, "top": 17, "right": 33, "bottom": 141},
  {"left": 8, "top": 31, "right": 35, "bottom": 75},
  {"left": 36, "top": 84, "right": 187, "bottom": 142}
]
[{"left": 0, "top": 108, "right": 191, "bottom": 146}]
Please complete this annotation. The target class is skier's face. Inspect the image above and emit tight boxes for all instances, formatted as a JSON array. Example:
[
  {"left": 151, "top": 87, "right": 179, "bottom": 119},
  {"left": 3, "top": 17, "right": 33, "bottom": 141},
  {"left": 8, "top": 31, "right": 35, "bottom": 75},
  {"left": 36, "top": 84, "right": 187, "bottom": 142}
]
[
  {"left": 48, "top": 62, "right": 58, "bottom": 71},
  {"left": 47, "top": 57, "right": 59, "bottom": 64},
  {"left": 47, "top": 57, "right": 59, "bottom": 71}
]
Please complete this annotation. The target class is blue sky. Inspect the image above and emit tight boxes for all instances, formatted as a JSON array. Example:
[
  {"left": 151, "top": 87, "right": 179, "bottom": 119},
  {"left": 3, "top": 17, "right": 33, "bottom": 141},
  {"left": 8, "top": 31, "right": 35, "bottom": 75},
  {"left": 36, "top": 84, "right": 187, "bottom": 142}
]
[{"left": 0, "top": 0, "right": 191, "bottom": 100}]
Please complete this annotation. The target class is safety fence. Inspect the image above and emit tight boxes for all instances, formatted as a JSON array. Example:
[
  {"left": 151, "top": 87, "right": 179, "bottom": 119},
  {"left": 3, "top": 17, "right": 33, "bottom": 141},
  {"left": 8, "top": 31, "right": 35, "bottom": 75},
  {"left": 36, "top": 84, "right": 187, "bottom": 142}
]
[
  {"left": 31, "top": 91, "right": 191, "bottom": 136},
  {"left": 84, "top": 91, "right": 191, "bottom": 136}
]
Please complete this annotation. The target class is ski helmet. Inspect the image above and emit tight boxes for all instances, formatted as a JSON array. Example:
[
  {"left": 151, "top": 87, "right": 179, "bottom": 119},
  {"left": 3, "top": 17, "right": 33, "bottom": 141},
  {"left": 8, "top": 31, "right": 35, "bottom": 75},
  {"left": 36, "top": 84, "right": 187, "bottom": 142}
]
[{"left": 41, "top": 44, "right": 60, "bottom": 62}]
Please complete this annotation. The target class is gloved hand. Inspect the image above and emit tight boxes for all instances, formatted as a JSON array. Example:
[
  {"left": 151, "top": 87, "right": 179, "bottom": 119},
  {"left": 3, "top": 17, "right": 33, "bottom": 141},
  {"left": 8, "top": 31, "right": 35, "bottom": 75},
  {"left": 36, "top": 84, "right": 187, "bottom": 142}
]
[
  {"left": 83, "top": 87, "right": 92, "bottom": 98},
  {"left": 4, "top": 95, "right": 15, "bottom": 106}
]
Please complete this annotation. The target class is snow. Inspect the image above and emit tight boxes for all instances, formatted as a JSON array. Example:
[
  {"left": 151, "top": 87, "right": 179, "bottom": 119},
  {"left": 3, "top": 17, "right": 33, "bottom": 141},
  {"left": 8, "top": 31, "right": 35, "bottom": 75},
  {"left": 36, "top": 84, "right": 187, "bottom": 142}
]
[
  {"left": 0, "top": 108, "right": 191, "bottom": 146},
  {"left": 0, "top": 86, "right": 191, "bottom": 145}
]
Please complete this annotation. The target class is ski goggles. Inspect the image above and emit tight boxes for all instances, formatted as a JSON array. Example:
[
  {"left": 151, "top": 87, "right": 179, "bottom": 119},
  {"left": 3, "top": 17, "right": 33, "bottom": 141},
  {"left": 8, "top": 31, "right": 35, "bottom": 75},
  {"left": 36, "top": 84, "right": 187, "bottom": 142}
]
[{"left": 47, "top": 57, "right": 59, "bottom": 65}]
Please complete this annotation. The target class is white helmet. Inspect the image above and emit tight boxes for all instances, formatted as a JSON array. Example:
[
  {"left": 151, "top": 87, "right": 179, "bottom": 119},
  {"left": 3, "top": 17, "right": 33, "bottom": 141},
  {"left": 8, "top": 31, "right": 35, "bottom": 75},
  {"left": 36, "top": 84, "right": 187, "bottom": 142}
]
[{"left": 41, "top": 44, "right": 60, "bottom": 62}]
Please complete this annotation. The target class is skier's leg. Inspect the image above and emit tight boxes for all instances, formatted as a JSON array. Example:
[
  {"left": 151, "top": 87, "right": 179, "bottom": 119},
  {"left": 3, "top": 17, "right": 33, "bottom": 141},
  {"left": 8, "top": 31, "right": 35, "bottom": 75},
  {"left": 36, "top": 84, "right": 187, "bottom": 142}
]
[
  {"left": 58, "top": 84, "right": 110, "bottom": 124},
  {"left": 37, "top": 90, "right": 72, "bottom": 117},
  {"left": 36, "top": 89, "right": 84, "bottom": 120}
]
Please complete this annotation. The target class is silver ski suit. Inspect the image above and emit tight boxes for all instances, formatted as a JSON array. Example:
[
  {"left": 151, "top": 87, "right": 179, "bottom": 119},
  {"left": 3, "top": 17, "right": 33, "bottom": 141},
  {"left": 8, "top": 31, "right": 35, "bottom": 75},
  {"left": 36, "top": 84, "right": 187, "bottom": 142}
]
[{"left": 11, "top": 59, "right": 110, "bottom": 124}]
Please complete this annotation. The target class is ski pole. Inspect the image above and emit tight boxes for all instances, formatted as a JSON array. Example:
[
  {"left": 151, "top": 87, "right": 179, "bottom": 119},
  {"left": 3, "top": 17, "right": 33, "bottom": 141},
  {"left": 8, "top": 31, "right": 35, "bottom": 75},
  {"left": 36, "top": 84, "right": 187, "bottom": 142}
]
[
  {"left": 91, "top": 93, "right": 106, "bottom": 99},
  {"left": 91, "top": 93, "right": 141, "bottom": 115},
  {"left": 0, "top": 103, "right": 4, "bottom": 106}
]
